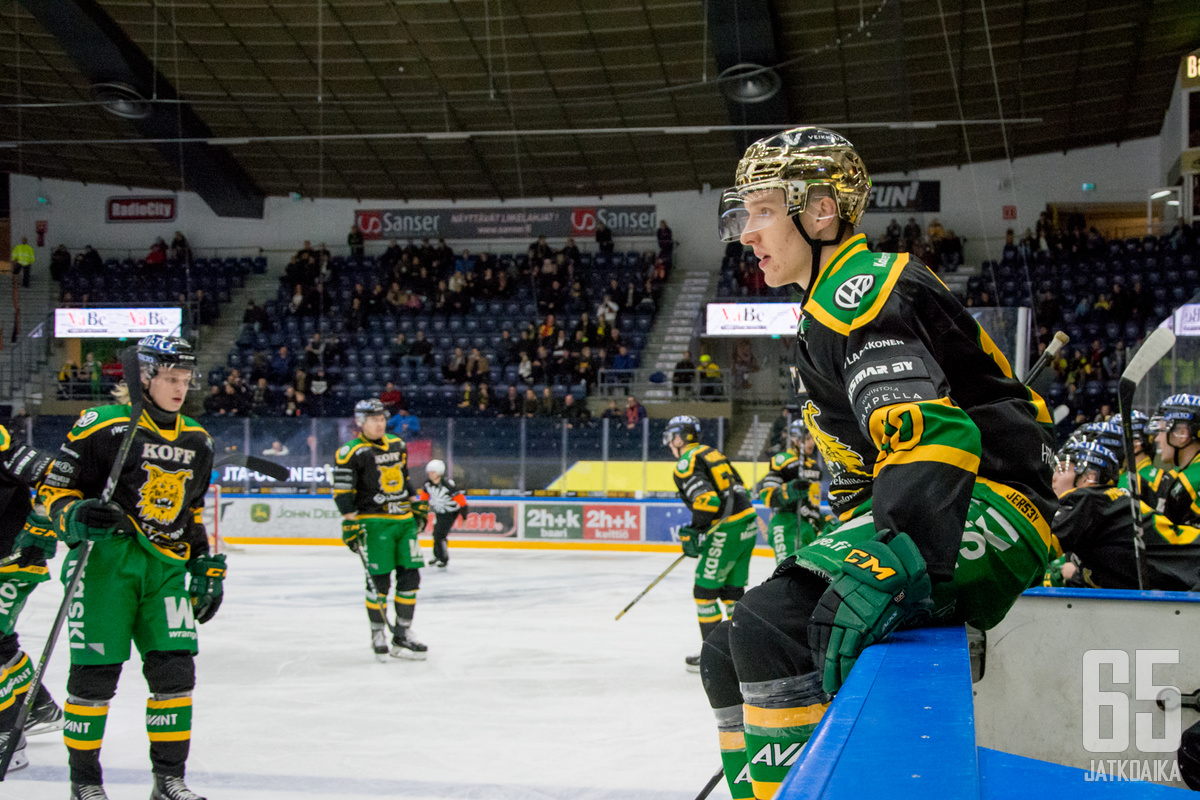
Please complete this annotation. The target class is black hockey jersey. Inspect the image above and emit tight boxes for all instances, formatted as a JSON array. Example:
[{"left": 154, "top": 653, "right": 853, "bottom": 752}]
[
  {"left": 672, "top": 443, "right": 755, "bottom": 530},
  {"left": 1053, "top": 486, "right": 1138, "bottom": 589},
  {"left": 332, "top": 434, "right": 415, "bottom": 518},
  {"left": 793, "top": 234, "right": 1057, "bottom": 581},
  {"left": 0, "top": 425, "right": 55, "bottom": 556},
  {"left": 419, "top": 479, "right": 467, "bottom": 516},
  {"left": 40, "top": 404, "right": 213, "bottom": 562},
  {"left": 756, "top": 447, "right": 822, "bottom": 512}
]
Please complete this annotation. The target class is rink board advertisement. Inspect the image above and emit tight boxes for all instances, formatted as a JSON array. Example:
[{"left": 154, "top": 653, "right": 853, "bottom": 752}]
[
  {"left": 705, "top": 303, "right": 803, "bottom": 337},
  {"left": 354, "top": 204, "right": 657, "bottom": 240},
  {"left": 218, "top": 496, "right": 775, "bottom": 547}
]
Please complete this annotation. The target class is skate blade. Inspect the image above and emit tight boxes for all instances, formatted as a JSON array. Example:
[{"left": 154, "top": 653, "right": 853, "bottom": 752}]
[
  {"left": 685, "top": 664, "right": 700, "bottom": 673},
  {"left": 25, "top": 718, "right": 66, "bottom": 736},
  {"left": 374, "top": 652, "right": 389, "bottom": 663},
  {"left": 389, "top": 649, "right": 428, "bottom": 661}
]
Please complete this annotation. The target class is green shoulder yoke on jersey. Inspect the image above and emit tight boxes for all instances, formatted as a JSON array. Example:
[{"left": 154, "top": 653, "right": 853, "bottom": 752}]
[
  {"left": 772, "top": 450, "right": 800, "bottom": 471},
  {"left": 66, "top": 404, "right": 208, "bottom": 444},
  {"left": 804, "top": 234, "right": 911, "bottom": 335},
  {"left": 674, "top": 443, "right": 707, "bottom": 479},
  {"left": 336, "top": 434, "right": 404, "bottom": 466}
]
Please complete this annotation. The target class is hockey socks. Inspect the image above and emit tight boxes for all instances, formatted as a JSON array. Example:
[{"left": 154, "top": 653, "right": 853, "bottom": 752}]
[
  {"left": 364, "top": 588, "right": 387, "bottom": 626},
  {"left": 714, "top": 704, "right": 755, "bottom": 800},
  {"left": 146, "top": 693, "right": 192, "bottom": 777},
  {"left": 0, "top": 651, "right": 34, "bottom": 722},
  {"left": 394, "top": 591, "right": 417, "bottom": 628},
  {"left": 741, "top": 673, "right": 828, "bottom": 799},
  {"left": 65, "top": 697, "right": 110, "bottom": 785}
]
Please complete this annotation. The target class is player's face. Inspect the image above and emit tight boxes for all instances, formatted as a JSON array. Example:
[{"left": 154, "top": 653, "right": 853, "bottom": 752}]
[
  {"left": 668, "top": 434, "right": 686, "bottom": 458},
  {"left": 147, "top": 366, "right": 192, "bottom": 413},
  {"left": 428, "top": 471, "right": 442, "bottom": 483},
  {"left": 361, "top": 414, "right": 387, "bottom": 440},
  {"left": 740, "top": 189, "right": 810, "bottom": 288},
  {"left": 1167, "top": 421, "right": 1193, "bottom": 449}
]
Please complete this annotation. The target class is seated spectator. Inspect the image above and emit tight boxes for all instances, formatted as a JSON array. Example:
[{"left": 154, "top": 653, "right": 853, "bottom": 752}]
[
  {"left": 574, "top": 346, "right": 597, "bottom": 389},
  {"left": 380, "top": 382, "right": 404, "bottom": 413},
  {"left": 203, "top": 385, "right": 223, "bottom": 416},
  {"left": 170, "top": 231, "right": 192, "bottom": 263},
  {"left": 304, "top": 333, "right": 326, "bottom": 369},
  {"left": 496, "top": 329, "right": 518, "bottom": 366},
  {"left": 221, "top": 383, "right": 249, "bottom": 417},
  {"left": 597, "top": 294, "right": 618, "bottom": 327},
  {"left": 601, "top": 398, "right": 621, "bottom": 423},
  {"left": 288, "top": 284, "right": 306, "bottom": 316},
  {"left": 291, "top": 368, "right": 310, "bottom": 396},
  {"left": 408, "top": 331, "right": 433, "bottom": 366},
  {"left": 386, "top": 281, "right": 407, "bottom": 310},
  {"left": 517, "top": 351, "right": 534, "bottom": 385},
  {"left": 457, "top": 382, "right": 474, "bottom": 409},
  {"left": 560, "top": 237, "right": 581, "bottom": 264},
  {"left": 538, "top": 387, "right": 558, "bottom": 417},
  {"left": 523, "top": 388, "right": 539, "bottom": 418},
  {"left": 444, "top": 347, "right": 468, "bottom": 384},
  {"left": 387, "top": 408, "right": 421, "bottom": 437},
  {"left": 495, "top": 385, "right": 520, "bottom": 416},
  {"left": 345, "top": 297, "right": 366, "bottom": 331},
  {"left": 249, "top": 378, "right": 273, "bottom": 417},
  {"left": 282, "top": 389, "right": 307, "bottom": 417},
  {"left": 270, "top": 346, "right": 293, "bottom": 384},
  {"left": 475, "top": 383, "right": 492, "bottom": 416},
  {"left": 538, "top": 314, "right": 558, "bottom": 344},
  {"left": 466, "top": 348, "right": 490, "bottom": 382},
  {"left": 262, "top": 440, "right": 290, "bottom": 456},
  {"left": 623, "top": 395, "right": 646, "bottom": 430},
  {"left": 561, "top": 393, "right": 591, "bottom": 429},
  {"left": 145, "top": 238, "right": 167, "bottom": 268}
]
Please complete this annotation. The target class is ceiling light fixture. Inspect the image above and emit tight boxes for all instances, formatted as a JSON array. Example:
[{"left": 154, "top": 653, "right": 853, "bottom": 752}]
[{"left": 90, "top": 83, "right": 152, "bottom": 120}]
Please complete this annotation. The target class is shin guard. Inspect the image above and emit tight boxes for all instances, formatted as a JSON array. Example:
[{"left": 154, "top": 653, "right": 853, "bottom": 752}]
[
  {"left": 146, "top": 692, "right": 192, "bottom": 777},
  {"left": 65, "top": 696, "right": 109, "bottom": 785},
  {"left": 740, "top": 673, "right": 828, "bottom": 799},
  {"left": 714, "top": 704, "right": 755, "bottom": 799}
]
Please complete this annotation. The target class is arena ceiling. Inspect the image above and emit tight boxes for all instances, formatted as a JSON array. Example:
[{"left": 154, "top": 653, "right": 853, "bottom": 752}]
[{"left": 0, "top": 0, "right": 1196, "bottom": 215}]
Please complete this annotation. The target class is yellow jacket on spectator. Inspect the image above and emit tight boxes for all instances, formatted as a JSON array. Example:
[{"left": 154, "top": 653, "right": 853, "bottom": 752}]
[{"left": 11, "top": 242, "right": 34, "bottom": 267}]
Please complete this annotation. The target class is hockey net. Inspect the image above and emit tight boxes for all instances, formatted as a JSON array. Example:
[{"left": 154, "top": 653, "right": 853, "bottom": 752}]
[{"left": 202, "top": 484, "right": 242, "bottom": 553}]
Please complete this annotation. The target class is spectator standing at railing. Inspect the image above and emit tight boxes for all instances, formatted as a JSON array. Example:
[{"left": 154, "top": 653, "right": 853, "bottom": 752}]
[
  {"left": 10, "top": 237, "right": 34, "bottom": 288},
  {"left": 623, "top": 396, "right": 646, "bottom": 430},
  {"left": 698, "top": 354, "right": 722, "bottom": 399},
  {"left": 561, "top": 237, "right": 581, "bottom": 265},
  {"left": 657, "top": 219, "right": 674, "bottom": 260},
  {"left": 595, "top": 221, "right": 614, "bottom": 255},
  {"left": 731, "top": 340, "right": 758, "bottom": 390},
  {"left": 348, "top": 224, "right": 364, "bottom": 258},
  {"left": 169, "top": 231, "right": 192, "bottom": 264},
  {"left": 49, "top": 244, "right": 69, "bottom": 282},
  {"left": 673, "top": 350, "right": 696, "bottom": 398}
]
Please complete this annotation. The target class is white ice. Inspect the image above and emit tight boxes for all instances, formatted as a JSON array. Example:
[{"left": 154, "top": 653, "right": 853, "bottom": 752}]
[{"left": 3, "top": 545, "right": 777, "bottom": 799}]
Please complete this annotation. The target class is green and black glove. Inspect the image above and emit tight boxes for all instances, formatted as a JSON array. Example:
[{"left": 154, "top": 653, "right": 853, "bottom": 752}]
[
  {"left": 57, "top": 499, "right": 124, "bottom": 546},
  {"left": 341, "top": 518, "right": 362, "bottom": 552},
  {"left": 15, "top": 510, "right": 57, "bottom": 563},
  {"left": 188, "top": 553, "right": 227, "bottom": 624},
  {"left": 808, "top": 530, "right": 933, "bottom": 693},
  {"left": 678, "top": 526, "right": 705, "bottom": 559},
  {"left": 777, "top": 479, "right": 806, "bottom": 512},
  {"left": 411, "top": 499, "right": 429, "bottom": 530}
]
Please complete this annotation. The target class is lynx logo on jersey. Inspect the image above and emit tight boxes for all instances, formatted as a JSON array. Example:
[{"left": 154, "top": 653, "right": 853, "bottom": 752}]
[
  {"left": 137, "top": 463, "right": 194, "bottom": 524},
  {"left": 378, "top": 463, "right": 406, "bottom": 494},
  {"left": 834, "top": 274, "right": 875, "bottom": 310},
  {"left": 802, "top": 401, "right": 867, "bottom": 478}
]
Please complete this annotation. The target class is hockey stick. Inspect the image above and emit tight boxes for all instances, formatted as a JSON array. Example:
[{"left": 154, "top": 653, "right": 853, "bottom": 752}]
[
  {"left": 213, "top": 454, "right": 290, "bottom": 481},
  {"left": 0, "top": 346, "right": 144, "bottom": 779},
  {"left": 353, "top": 540, "right": 399, "bottom": 636},
  {"left": 1025, "top": 330, "right": 1069, "bottom": 385},
  {"left": 1117, "top": 327, "right": 1176, "bottom": 591},
  {"left": 614, "top": 553, "right": 687, "bottom": 620},
  {"left": 694, "top": 766, "right": 725, "bottom": 800}
]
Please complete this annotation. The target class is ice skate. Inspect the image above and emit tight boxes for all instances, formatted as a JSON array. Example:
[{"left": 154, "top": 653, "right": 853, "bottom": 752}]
[
  {"left": 69, "top": 783, "right": 108, "bottom": 800},
  {"left": 370, "top": 625, "right": 389, "bottom": 663},
  {"left": 684, "top": 653, "right": 701, "bottom": 673},
  {"left": 390, "top": 630, "right": 428, "bottom": 660},
  {"left": 0, "top": 730, "right": 27, "bottom": 771},
  {"left": 150, "top": 774, "right": 206, "bottom": 800},
  {"left": 24, "top": 690, "right": 66, "bottom": 735}
]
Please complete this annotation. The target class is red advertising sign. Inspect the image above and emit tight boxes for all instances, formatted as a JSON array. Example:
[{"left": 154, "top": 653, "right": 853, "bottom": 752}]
[
  {"left": 419, "top": 502, "right": 518, "bottom": 537},
  {"left": 1002, "top": 205, "right": 1017, "bottom": 221},
  {"left": 107, "top": 196, "right": 177, "bottom": 223},
  {"left": 582, "top": 503, "right": 642, "bottom": 541},
  {"left": 571, "top": 207, "right": 596, "bottom": 236}
]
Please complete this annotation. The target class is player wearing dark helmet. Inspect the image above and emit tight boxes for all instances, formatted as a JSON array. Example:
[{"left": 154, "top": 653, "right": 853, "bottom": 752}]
[
  {"left": 701, "top": 127, "right": 1057, "bottom": 799},
  {"left": 755, "top": 418, "right": 824, "bottom": 564},
  {"left": 39, "top": 335, "right": 220, "bottom": 800},
  {"left": 664, "top": 415, "right": 757, "bottom": 691}
]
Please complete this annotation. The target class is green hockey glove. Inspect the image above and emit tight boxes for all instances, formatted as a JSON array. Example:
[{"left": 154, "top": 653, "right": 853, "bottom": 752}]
[
  {"left": 777, "top": 479, "right": 806, "bottom": 512},
  {"left": 411, "top": 499, "right": 429, "bottom": 530},
  {"left": 1043, "top": 554, "right": 1069, "bottom": 587},
  {"left": 678, "top": 526, "right": 705, "bottom": 559},
  {"left": 188, "top": 553, "right": 227, "bottom": 624},
  {"left": 341, "top": 519, "right": 362, "bottom": 552},
  {"left": 808, "top": 530, "right": 933, "bottom": 694},
  {"left": 14, "top": 511, "right": 57, "bottom": 562},
  {"left": 57, "top": 499, "right": 124, "bottom": 546}
]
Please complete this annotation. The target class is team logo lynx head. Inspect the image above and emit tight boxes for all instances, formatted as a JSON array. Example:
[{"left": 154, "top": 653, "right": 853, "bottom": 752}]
[
  {"left": 377, "top": 463, "right": 406, "bottom": 494},
  {"left": 137, "top": 463, "right": 193, "bottom": 525},
  {"left": 801, "top": 401, "right": 867, "bottom": 478}
]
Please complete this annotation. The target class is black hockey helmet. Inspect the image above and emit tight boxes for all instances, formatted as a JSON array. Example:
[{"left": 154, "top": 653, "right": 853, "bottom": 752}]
[
  {"left": 662, "top": 415, "right": 701, "bottom": 447},
  {"left": 1158, "top": 394, "right": 1200, "bottom": 447},
  {"left": 1081, "top": 421, "right": 1124, "bottom": 456},
  {"left": 1129, "top": 410, "right": 1156, "bottom": 460},
  {"left": 136, "top": 335, "right": 199, "bottom": 388},
  {"left": 354, "top": 398, "right": 387, "bottom": 427},
  {"left": 1064, "top": 441, "right": 1122, "bottom": 487},
  {"left": 787, "top": 417, "right": 809, "bottom": 447}
]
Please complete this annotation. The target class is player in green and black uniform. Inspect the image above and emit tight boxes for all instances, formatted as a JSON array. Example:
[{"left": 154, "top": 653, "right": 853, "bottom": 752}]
[
  {"left": 1046, "top": 442, "right": 1139, "bottom": 589},
  {"left": 1135, "top": 395, "right": 1200, "bottom": 590},
  {"left": 1117, "top": 411, "right": 1168, "bottom": 507},
  {"left": 0, "top": 425, "right": 63, "bottom": 769},
  {"left": 700, "top": 128, "right": 1059, "bottom": 799},
  {"left": 334, "top": 399, "right": 429, "bottom": 661},
  {"left": 666, "top": 416, "right": 759, "bottom": 679},
  {"left": 39, "top": 335, "right": 223, "bottom": 800},
  {"left": 756, "top": 418, "right": 824, "bottom": 563}
]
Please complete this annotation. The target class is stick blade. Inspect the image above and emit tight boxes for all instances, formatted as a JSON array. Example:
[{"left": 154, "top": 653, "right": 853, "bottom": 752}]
[{"left": 1121, "top": 327, "right": 1176, "bottom": 387}]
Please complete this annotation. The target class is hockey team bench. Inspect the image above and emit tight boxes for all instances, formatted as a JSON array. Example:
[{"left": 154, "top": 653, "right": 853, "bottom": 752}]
[{"left": 779, "top": 588, "right": 1198, "bottom": 798}]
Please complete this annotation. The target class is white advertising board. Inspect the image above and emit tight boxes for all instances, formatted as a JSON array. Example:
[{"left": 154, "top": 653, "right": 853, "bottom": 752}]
[
  {"left": 54, "top": 308, "right": 183, "bottom": 338},
  {"left": 705, "top": 303, "right": 803, "bottom": 337}
]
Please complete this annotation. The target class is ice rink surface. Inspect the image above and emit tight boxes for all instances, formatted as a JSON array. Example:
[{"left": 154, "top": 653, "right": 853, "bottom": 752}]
[{"left": 3, "top": 544, "right": 777, "bottom": 799}]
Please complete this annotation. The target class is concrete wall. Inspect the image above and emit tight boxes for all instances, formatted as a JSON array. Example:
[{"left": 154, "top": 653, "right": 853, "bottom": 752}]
[{"left": 9, "top": 133, "right": 1166, "bottom": 275}]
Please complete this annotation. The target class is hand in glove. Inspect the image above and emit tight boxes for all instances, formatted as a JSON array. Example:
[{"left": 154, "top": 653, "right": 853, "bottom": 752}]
[{"left": 678, "top": 526, "right": 705, "bottom": 559}]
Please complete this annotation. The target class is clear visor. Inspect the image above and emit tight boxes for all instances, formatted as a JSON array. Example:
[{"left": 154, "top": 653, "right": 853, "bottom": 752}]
[
  {"left": 144, "top": 362, "right": 201, "bottom": 391},
  {"left": 662, "top": 429, "right": 677, "bottom": 447},
  {"left": 718, "top": 185, "right": 790, "bottom": 242}
]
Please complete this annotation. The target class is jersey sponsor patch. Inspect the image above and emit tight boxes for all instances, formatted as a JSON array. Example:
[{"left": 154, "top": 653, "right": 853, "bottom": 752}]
[
  {"left": 337, "top": 445, "right": 351, "bottom": 458},
  {"left": 834, "top": 274, "right": 875, "bottom": 310},
  {"left": 847, "top": 356, "right": 938, "bottom": 428},
  {"left": 76, "top": 411, "right": 99, "bottom": 429}
]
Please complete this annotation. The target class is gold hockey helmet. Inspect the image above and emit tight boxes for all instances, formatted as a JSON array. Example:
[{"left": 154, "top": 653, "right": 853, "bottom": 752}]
[{"left": 718, "top": 127, "right": 871, "bottom": 242}]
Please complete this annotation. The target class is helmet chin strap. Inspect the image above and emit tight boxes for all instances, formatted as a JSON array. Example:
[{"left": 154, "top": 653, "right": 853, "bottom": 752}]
[{"left": 792, "top": 213, "right": 848, "bottom": 292}]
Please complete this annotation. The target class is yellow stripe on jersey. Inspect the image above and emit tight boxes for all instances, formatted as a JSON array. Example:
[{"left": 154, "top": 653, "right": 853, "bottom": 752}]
[
  {"left": 873, "top": 444, "right": 981, "bottom": 477},
  {"left": 976, "top": 476, "right": 1054, "bottom": 554},
  {"left": 1150, "top": 514, "right": 1200, "bottom": 546}
]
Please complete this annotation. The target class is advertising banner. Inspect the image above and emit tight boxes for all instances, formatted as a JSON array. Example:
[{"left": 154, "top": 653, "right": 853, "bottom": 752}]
[
  {"left": 705, "top": 303, "right": 802, "bottom": 337},
  {"left": 220, "top": 496, "right": 344, "bottom": 539},
  {"left": 54, "top": 308, "right": 183, "bottom": 339},
  {"left": 643, "top": 503, "right": 690, "bottom": 543},
  {"left": 864, "top": 181, "right": 941, "bottom": 214},
  {"left": 523, "top": 503, "right": 583, "bottom": 539},
  {"left": 107, "top": 196, "right": 177, "bottom": 223},
  {"left": 1173, "top": 303, "right": 1200, "bottom": 336},
  {"left": 582, "top": 503, "right": 642, "bottom": 541},
  {"left": 419, "top": 503, "right": 518, "bottom": 537},
  {"left": 354, "top": 205, "right": 657, "bottom": 241}
]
